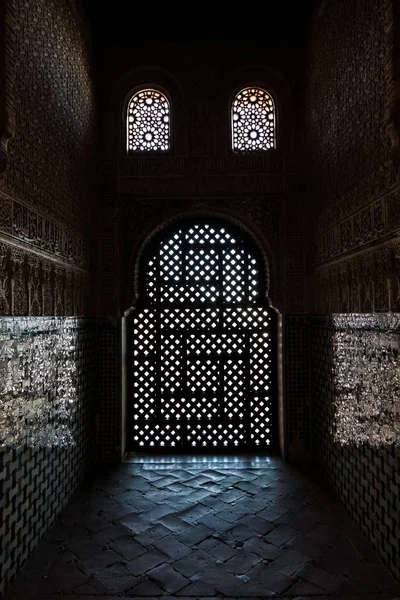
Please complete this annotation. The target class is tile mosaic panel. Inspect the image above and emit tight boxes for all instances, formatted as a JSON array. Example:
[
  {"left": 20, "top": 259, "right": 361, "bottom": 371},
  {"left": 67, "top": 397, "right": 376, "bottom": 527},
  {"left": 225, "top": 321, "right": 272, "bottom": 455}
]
[
  {"left": 284, "top": 315, "right": 311, "bottom": 460},
  {"left": 311, "top": 313, "right": 400, "bottom": 581},
  {"left": 0, "top": 317, "right": 96, "bottom": 594}
]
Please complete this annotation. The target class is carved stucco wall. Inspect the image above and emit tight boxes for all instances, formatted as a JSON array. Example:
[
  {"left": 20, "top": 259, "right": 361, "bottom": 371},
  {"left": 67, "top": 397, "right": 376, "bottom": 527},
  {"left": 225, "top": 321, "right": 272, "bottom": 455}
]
[
  {"left": 308, "top": 0, "right": 400, "bottom": 312},
  {"left": 307, "top": 0, "right": 400, "bottom": 581},
  {"left": 0, "top": 0, "right": 97, "bottom": 316}
]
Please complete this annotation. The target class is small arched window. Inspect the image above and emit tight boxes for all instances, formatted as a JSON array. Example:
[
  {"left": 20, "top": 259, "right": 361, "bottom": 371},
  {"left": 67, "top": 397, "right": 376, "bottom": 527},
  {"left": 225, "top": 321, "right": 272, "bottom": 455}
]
[
  {"left": 231, "top": 87, "right": 276, "bottom": 152},
  {"left": 127, "top": 88, "right": 170, "bottom": 152}
]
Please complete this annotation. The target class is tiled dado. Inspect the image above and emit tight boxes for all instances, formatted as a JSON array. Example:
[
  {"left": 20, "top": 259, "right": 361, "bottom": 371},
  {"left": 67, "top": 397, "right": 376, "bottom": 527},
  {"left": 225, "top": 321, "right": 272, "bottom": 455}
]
[
  {"left": 0, "top": 316, "right": 96, "bottom": 595},
  {"left": 0, "top": 193, "right": 92, "bottom": 270},
  {"left": 310, "top": 313, "right": 400, "bottom": 581}
]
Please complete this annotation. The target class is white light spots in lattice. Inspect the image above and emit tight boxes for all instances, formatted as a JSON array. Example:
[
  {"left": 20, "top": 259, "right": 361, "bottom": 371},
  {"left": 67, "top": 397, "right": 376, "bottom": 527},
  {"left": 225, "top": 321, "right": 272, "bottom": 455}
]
[
  {"left": 127, "top": 89, "right": 170, "bottom": 152},
  {"left": 232, "top": 87, "right": 275, "bottom": 152},
  {"left": 133, "top": 222, "right": 274, "bottom": 449}
]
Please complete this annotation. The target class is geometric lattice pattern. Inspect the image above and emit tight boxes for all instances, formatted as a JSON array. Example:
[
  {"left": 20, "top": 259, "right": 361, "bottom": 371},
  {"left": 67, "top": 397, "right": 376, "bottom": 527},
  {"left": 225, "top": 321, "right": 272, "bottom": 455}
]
[
  {"left": 127, "top": 88, "right": 170, "bottom": 152},
  {"left": 232, "top": 87, "right": 275, "bottom": 152},
  {"left": 132, "top": 223, "right": 276, "bottom": 450}
]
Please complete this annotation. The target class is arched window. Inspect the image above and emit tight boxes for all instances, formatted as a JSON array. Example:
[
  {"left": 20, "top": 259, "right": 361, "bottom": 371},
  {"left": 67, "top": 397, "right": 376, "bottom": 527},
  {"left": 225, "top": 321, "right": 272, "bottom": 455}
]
[
  {"left": 126, "top": 88, "right": 170, "bottom": 152},
  {"left": 129, "top": 220, "right": 277, "bottom": 451},
  {"left": 231, "top": 87, "right": 276, "bottom": 152}
]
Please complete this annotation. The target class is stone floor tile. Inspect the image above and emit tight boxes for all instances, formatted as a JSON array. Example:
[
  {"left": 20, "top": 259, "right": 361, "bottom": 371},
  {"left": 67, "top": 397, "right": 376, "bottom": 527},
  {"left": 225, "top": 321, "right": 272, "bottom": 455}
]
[
  {"left": 102, "top": 503, "right": 139, "bottom": 522},
  {"left": 197, "top": 481, "right": 221, "bottom": 493},
  {"left": 73, "top": 577, "right": 111, "bottom": 595},
  {"left": 268, "top": 548, "right": 312, "bottom": 576},
  {"left": 219, "top": 525, "right": 255, "bottom": 546},
  {"left": 185, "top": 474, "right": 215, "bottom": 487},
  {"left": 219, "top": 474, "right": 242, "bottom": 485},
  {"left": 184, "top": 488, "right": 213, "bottom": 503},
  {"left": 194, "top": 565, "right": 245, "bottom": 596},
  {"left": 234, "top": 481, "right": 262, "bottom": 495},
  {"left": 92, "top": 523, "right": 131, "bottom": 545},
  {"left": 99, "top": 574, "right": 138, "bottom": 592},
  {"left": 125, "top": 549, "right": 168, "bottom": 576},
  {"left": 151, "top": 475, "right": 180, "bottom": 488},
  {"left": 176, "top": 504, "right": 211, "bottom": 523},
  {"left": 146, "top": 489, "right": 176, "bottom": 503},
  {"left": 220, "top": 488, "right": 246, "bottom": 503},
  {"left": 155, "top": 513, "right": 192, "bottom": 534},
  {"left": 225, "top": 551, "right": 262, "bottom": 574},
  {"left": 202, "top": 469, "right": 226, "bottom": 481},
  {"left": 119, "top": 512, "right": 149, "bottom": 534},
  {"left": 242, "top": 536, "right": 281, "bottom": 560},
  {"left": 265, "top": 524, "right": 298, "bottom": 547},
  {"left": 88, "top": 496, "right": 120, "bottom": 512},
  {"left": 173, "top": 548, "right": 216, "bottom": 577},
  {"left": 216, "top": 506, "right": 248, "bottom": 523},
  {"left": 246, "top": 563, "right": 295, "bottom": 594},
  {"left": 176, "top": 524, "right": 213, "bottom": 547},
  {"left": 81, "top": 514, "right": 112, "bottom": 534},
  {"left": 278, "top": 510, "right": 316, "bottom": 534},
  {"left": 154, "top": 536, "right": 192, "bottom": 560},
  {"left": 111, "top": 489, "right": 142, "bottom": 504},
  {"left": 176, "top": 579, "right": 218, "bottom": 595},
  {"left": 234, "top": 496, "right": 269, "bottom": 513},
  {"left": 126, "top": 495, "right": 158, "bottom": 512},
  {"left": 134, "top": 523, "right": 172, "bottom": 546},
  {"left": 65, "top": 538, "right": 102, "bottom": 560},
  {"left": 197, "top": 537, "right": 237, "bottom": 561},
  {"left": 167, "top": 482, "right": 194, "bottom": 494},
  {"left": 197, "top": 513, "right": 233, "bottom": 533},
  {"left": 256, "top": 502, "right": 290, "bottom": 523},
  {"left": 164, "top": 469, "right": 194, "bottom": 481},
  {"left": 39, "top": 564, "right": 88, "bottom": 592},
  {"left": 109, "top": 535, "right": 146, "bottom": 560},
  {"left": 285, "top": 577, "right": 326, "bottom": 596},
  {"left": 140, "top": 504, "right": 173, "bottom": 522},
  {"left": 308, "top": 522, "right": 341, "bottom": 545},
  {"left": 296, "top": 563, "right": 346, "bottom": 593},
  {"left": 124, "top": 475, "right": 152, "bottom": 492},
  {"left": 79, "top": 549, "right": 122, "bottom": 575},
  {"left": 95, "top": 562, "right": 130, "bottom": 579},
  {"left": 4, "top": 454, "right": 400, "bottom": 600},
  {"left": 147, "top": 564, "right": 190, "bottom": 593},
  {"left": 286, "top": 534, "right": 327, "bottom": 559},
  {"left": 50, "top": 547, "right": 76, "bottom": 566},
  {"left": 238, "top": 514, "right": 275, "bottom": 535},
  {"left": 199, "top": 495, "right": 230, "bottom": 512},
  {"left": 128, "top": 577, "right": 164, "bottom": 596}
]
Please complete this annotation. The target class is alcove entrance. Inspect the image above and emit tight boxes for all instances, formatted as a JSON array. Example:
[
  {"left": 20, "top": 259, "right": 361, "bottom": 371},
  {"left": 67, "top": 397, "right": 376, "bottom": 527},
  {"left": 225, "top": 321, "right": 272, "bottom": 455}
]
[{"left": 128, "top": 219, "right": 278, "bottom": 452}]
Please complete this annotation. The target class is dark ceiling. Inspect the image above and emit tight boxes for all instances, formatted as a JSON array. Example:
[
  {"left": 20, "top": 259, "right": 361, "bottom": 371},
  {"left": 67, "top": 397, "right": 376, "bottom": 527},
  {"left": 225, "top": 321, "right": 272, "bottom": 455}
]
[{"left": 81, "top": 1, "right": 320, "bottom": 50}]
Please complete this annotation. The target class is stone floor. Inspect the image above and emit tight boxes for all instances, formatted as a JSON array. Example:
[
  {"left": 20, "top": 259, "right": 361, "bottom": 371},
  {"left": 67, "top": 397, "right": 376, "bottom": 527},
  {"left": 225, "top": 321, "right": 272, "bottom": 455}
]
[{"left": 3, "top": 454, "right": 400, "bottom": 600}]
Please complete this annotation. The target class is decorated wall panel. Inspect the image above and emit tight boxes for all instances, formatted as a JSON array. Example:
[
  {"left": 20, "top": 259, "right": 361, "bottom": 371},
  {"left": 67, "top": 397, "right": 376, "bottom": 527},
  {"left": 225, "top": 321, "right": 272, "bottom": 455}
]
[
  {"left": 0, "top": 0, "right": 96, "bottom": 317},
  {"left": 310, "top": 315, "right": 400, "bottom": 581},
  {"left": 0, "top": 317, "right": 96, "bottom": 594},
  {"left": 308, "top": 0, "right": 400, "bottom": 313}
]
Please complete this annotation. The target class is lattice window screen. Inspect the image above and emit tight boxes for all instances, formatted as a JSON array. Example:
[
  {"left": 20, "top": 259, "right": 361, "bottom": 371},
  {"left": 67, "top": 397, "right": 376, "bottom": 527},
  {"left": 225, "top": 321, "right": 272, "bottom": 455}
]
[
  {"left": 131, "top": 223, "right": 276, "bottom": 450},
  {"left": 232, "top": 87, "right": 275, "bottom": 152}
]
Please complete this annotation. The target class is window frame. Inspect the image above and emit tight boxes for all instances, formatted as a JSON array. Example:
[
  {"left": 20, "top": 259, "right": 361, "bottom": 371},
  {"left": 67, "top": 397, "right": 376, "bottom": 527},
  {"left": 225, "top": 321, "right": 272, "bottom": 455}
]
[
  {"left": 124, "top": 84, "right": 173, "bottom": 156},
  {"left": 230, "top": 85, "right": 278, "bottom": 154}
]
